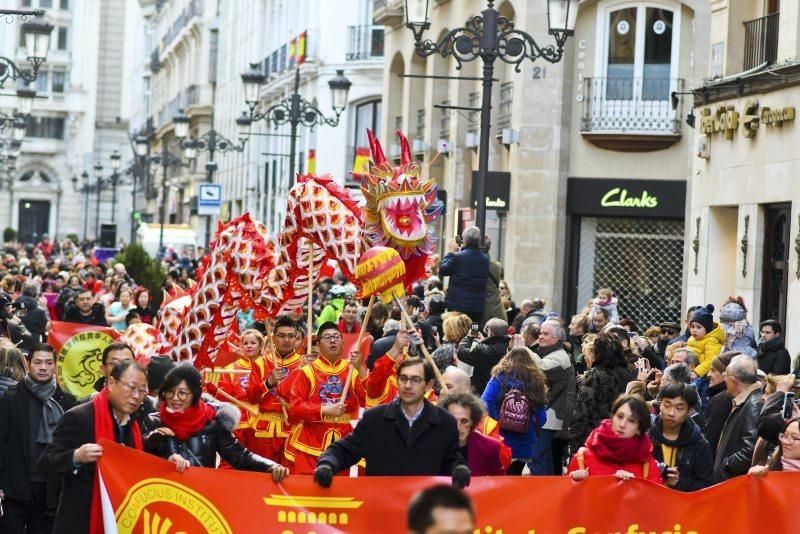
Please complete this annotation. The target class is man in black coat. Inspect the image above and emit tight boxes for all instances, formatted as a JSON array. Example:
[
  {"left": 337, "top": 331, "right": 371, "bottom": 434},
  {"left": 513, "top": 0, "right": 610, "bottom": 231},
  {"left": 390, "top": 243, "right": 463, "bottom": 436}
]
[
  {"left": 756, "top": 320, "right": 791, "bottom": 375},
  {"left": 456, "top": 318, "right": 510, "bottom": 395},
  {"left": 0, "top": 344, "right": 75, "bottom": 533},
  {"left": 61, "top": 289, "right": 108, "bottom": 327},
  {"left": 438, "top": 226, "right": 489, "bottom": 324},
  {"left": 15, "top": 282, "right": 49, "bottom": 350},
  {"left": 38, "top": 360, "right": 150, "bottom": 534},
  {"left": 313, "top": 358, "right": 469, "bottom": 488}
]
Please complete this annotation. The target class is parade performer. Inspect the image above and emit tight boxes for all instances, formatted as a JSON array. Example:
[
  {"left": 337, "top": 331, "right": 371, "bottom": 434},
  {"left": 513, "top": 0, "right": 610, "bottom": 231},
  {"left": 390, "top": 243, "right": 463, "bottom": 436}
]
[
  {"left": 365, "top": 327, "right": 437, "bottom": 407},
  {"left": 245, "top": 316, "right": 305, "bottom": 462},
  {"left": 284, "top": 322, "right": 367, "bottom": 474}
]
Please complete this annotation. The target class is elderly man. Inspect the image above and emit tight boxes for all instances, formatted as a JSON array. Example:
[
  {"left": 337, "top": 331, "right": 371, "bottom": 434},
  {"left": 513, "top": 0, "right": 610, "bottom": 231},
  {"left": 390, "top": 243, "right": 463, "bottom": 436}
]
[
  {"left": 38, "top": 360, "right": 151, "bottom": 533},
  {"left": 714, "top": 355, "right": 764, "bottom": 482},
  {"left": 456, "top": 318, "right": 510, "bottom": 395},
  {"left": 438, "top": 226, "right": 489, "bottom": 324},
  {"left": 527, "top": 320, "right": 576, "bottom": 475}
]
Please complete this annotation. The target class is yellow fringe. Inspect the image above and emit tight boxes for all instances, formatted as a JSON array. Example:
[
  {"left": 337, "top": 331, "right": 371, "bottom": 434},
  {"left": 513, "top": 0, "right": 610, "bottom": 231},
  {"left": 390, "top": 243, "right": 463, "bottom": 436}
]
[
  {"left": 359, "top": 263, "right": 406, "bottom": 296},
  {"left": 379, "top": 283, "right": 406, "bottom": 305},
  {"left": 356, "top": 249, "right": 400, "bottom": 277}
]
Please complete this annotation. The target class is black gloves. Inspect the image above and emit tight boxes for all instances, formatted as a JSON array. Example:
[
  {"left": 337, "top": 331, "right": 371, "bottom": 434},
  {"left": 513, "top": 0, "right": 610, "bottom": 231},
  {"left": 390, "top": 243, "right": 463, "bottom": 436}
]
[
  {"left": 313, "top": 464, "right": 334, "bottom": 488},
  {"left": 451, "top": 464, "right": 471, "bottom": 489}
]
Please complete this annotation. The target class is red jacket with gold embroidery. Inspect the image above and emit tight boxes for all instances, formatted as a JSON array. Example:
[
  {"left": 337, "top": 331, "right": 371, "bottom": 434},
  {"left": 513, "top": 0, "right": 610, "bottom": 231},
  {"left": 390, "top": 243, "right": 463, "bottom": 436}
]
[
  {"left": 245, "top": 351, "right": 303, "bottom": 439},
  {"left": 212, "top": 357, "right": 265, "bottom": 431},
  {"left": 285, "top": 355, "right": 366, "bottom": 460},
  {"left": 364, "top": 354, "right": 437, "bottom": 408}
]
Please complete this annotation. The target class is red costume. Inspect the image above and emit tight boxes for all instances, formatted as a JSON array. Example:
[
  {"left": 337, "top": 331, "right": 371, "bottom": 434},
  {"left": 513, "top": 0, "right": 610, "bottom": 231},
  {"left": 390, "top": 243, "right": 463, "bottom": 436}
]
[
  {"left": 364, "top": 354, "right": 436, "bottom": 408},
  {"left": 284, "top": 354, "right": 365, "bottom": 474},
  {"left": 566, "top": 419, "right": 663, "bottom": 485},
  {"left": 337, "top": 318, "right": 361, "bottom": 334},
  {"left": 245, "top": 350, "right": 304, "bottom": 463},
  {"left": 210, "top": 356, "right": 265, "bottom": 455}
]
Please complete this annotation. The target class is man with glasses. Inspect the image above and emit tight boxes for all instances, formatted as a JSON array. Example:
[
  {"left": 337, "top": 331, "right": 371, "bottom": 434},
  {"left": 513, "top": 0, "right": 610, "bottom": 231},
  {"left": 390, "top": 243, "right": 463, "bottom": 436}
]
[
  {"left": 61, "top": 289, "right": 108, "bottom": 327},
  {"left": 313, "top": 358, "right": 470, "bottom": 488},
  {"left": 39, "top": 360, "right": 170, "bottom": 533},
  {"left": 365, "top": 326, "right": 437, "bottom": 407},
  {"left": 643, "top": 320, "right": 681, "bottom": 370},
  {"left": 284, "top": 322, "right": 367, "bottom": 474},
  {"left": 245, "top": 315, "right": 305, "bottom": 463},
  {"left": 756, "top": 320, "right": 791, "bottom": 375}
]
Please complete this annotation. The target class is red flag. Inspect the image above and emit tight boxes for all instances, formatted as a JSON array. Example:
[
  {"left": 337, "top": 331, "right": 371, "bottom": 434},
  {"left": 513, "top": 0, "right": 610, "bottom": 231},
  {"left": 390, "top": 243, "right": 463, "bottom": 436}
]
[{"left": 50, "top": 321, "right": 120, "bottom": 399}]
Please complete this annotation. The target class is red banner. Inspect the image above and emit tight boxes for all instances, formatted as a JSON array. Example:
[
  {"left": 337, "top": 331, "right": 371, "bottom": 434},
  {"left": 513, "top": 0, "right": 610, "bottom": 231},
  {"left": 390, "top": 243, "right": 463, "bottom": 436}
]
[
  {"left": 50, "top": 321, "right": 120, "bottom": 399},
  {"left": 97, "top": 440, "right": 797, "bottom": 533}
]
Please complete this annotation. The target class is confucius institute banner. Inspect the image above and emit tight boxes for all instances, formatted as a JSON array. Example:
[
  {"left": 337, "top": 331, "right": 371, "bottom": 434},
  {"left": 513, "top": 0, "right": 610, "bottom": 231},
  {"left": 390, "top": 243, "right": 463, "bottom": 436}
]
[
  {"left": 50, "top": 320, "right": 120, "bottom": 399},
  {"left": 97, "top": 440, "right": 796, "bottom": 534}
]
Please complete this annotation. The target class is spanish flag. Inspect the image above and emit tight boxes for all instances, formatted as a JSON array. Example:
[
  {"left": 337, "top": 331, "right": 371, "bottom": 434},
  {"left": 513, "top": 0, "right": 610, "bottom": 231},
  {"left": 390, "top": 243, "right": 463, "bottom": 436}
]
[
  {"left": 307, "top": 149, "right": 316, "bottom": 174},
  {"left": 297, "top": 31, "right": 307, "bottom": 64},
  {"left": 289, "top": 38, "right": 296, "bottom": 65},
  {"left": 352, "top": 147, "right": 370, "bottom": 178}
]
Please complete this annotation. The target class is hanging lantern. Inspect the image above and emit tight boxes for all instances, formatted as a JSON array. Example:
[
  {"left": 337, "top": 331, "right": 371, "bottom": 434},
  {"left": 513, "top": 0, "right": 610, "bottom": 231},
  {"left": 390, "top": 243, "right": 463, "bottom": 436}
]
[{"left": 355, "top": 246, "right": 406, "bottom": 304}]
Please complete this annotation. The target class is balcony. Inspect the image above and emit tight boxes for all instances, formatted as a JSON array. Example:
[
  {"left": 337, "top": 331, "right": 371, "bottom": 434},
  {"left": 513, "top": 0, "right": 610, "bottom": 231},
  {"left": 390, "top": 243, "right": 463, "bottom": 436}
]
[
  {"left": 374, "top": 0, "right": 404, "bottom": 26},
  {"left": 346, "top": 25, "right": 384, "bottom": 60},
  {"left": 160, "top": 0, "right": 201, "bottom": 52},
  {"left": 580, "top": 77, "right": 683, "bottom": 151},
  {"left": 743, "top": 13, "right": 779, "bottom": 71}
]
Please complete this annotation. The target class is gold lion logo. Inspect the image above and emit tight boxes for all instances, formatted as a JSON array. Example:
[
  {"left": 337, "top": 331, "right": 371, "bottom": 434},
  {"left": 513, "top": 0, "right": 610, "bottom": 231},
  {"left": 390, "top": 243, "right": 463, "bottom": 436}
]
[
  {"left": 56, "top": 331, "right": 115, "bottom": 399},
  {"left": 115, "top": 479, "right": 232, "bottom": 534}
]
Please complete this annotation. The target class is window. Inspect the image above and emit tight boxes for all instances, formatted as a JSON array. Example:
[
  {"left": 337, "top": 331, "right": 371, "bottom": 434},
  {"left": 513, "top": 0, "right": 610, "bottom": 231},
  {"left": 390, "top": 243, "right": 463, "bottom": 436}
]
[
  {"left": 350, "top": 100, "right": 381, "bottom": 182},
  {"left": 19, "top": 30, "right": 26, "bottom": 48},
  {"left": 21, "top": 0, "right": 32, "bottom": 6},
  {"left": 52, "top": 70, "right": 66, "bottom": 93},
  {"left": 57, "top": 27, "right": 68, "bottom": 50},
  {"left": 604, "top": 4, "right": 676, "bottom": 101},
  {"left": 60, "top": 0, "right": 70, "bottom": 9},
  {"left": 40, "top": 0, "right": 53, "bottom": 7},
  {"left": 26, "top": 117, "right": 66, "bottom": 139},
  {"left": 35, "top": 72, "right": 49, "bottom": 93}
]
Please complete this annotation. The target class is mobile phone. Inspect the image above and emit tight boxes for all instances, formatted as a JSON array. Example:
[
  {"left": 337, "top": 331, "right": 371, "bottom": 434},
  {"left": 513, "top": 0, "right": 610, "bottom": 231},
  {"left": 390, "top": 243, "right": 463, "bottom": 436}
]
[
  {"left": 627, "top": 331, "right": 636, "bottom": 340},
  {"left": 470, "top": 322, "right": 479, "bottom": 334},
  {"left": 783, "top": 392, "right": 796, "bottom": 419}
]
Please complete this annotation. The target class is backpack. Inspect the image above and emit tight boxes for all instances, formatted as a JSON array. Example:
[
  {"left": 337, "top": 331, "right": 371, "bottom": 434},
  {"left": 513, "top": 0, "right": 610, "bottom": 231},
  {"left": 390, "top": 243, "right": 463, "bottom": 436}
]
[{"left": 498, "top": 379, "right": 531, "bottom": 433}]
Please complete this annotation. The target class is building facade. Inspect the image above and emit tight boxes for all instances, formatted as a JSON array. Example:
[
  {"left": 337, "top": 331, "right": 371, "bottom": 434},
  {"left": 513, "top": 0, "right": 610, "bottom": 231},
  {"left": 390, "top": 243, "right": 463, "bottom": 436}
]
[
  {"left": 687, "top": 0, "right": 800, "bottom": 348},
  {"left": 377, "top": 0, "right": 708, "bottom": 328},
  {"left": 0, "top": 0, "right": 139, "bottom": 247}
]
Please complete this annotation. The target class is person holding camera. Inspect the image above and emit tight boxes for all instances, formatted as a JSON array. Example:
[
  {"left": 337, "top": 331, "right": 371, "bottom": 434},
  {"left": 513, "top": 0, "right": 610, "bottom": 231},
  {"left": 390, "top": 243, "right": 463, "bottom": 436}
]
[
  {"left": 647, "top": 382, "right": 715, "bottom": 491},
  {"left": 438, "top": 226, "right": 489, "bottom": 325},
  {"left": 0, "top": 292, "right": 33, "bottom": 353},
  {"left": 14, "top": 281, "right": 49, "bottom": 348},
  {"left": 456, "top": 318, "right": 510, "bottom": 396}
]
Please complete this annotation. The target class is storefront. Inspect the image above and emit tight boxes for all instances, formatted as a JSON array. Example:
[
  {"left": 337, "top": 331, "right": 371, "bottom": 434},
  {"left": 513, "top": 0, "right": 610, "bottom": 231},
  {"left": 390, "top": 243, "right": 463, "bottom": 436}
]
[
  {"left": 689, "top": 86, "right": 800, "bottom": 348},
  {"left": 563, "top": 178, "right": 687, "bottom": 329}
]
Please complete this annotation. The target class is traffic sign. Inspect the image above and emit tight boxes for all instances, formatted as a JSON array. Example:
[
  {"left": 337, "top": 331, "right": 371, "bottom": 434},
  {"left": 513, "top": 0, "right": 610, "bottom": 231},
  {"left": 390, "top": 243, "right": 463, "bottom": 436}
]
[{"left": 198, "top": 184, "right": 222, "bottom": 216}]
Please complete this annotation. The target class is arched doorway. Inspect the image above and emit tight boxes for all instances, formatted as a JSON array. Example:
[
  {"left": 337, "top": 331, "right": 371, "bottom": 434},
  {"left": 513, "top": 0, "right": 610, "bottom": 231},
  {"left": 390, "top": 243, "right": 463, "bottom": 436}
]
[{"left": 14, "top": 169, "right": 58, "bottom": 245}]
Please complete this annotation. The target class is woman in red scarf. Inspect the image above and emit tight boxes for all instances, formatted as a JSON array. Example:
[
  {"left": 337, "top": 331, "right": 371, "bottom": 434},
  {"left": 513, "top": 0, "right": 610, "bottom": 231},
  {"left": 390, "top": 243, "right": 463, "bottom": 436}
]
[
  {"left": 144, "top": 364, "right": 289, "bottom": 481},
  {"left": 567, "top": 395, "right": 663, "bottom": 484}
]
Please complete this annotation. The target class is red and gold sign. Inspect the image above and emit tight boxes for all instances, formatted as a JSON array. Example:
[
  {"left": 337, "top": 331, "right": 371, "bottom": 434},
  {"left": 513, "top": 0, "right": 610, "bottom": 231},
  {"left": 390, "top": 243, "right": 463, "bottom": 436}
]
[{"left": 50, "top": 321, "right": 120, "bottom": 399}]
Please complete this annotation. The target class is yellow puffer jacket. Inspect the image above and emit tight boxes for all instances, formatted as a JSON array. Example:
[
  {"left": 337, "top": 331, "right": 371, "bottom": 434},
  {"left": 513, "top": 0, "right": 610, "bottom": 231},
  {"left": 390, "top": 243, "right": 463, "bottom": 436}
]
[{"left": 687, "top": 323, "right": 726, "bottom": 377}]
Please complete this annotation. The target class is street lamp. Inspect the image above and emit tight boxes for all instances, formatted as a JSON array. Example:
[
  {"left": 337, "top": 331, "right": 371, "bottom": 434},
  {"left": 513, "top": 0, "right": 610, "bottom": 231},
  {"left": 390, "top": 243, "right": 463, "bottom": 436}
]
[
  {"left": 0, "top": 17, "right": 53, "bottom": 88},
  {"left": 93, "top": 161, "right": 103, "bottom": 240},
  {"left": 15, "top": 89, "right": 36, "bottom": 116},
  {"left": 404, "top": 0, "right": 578, "bottom": 239},
  {"left": 134, "top": 116, "right": 191, "bottom": 255},
  {"left": 71, "top": 170, "right": 90, "bottom": 241},
  {"left": 240, "top": 64, "right": 352, "bottom": 183},
  {"left": 109, "top": 149, "right": 121, "bottom": 223}
]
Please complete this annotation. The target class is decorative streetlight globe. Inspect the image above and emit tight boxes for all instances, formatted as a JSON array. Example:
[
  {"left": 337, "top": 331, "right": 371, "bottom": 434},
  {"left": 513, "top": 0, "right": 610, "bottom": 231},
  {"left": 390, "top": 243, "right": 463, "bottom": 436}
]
[
  {"left": 240, "top": 63, "right": 266, "bottom": 110},
  {"left": 173, "top": 109, "right": 190, "bottom": 139},
  {"left": 94, "top": 162, "right": 103, "bottom": 180},
  {"left": 22, "top": 17, "right": 54, "bottom": 68},
  {"left": 16, "top": 89, "right": 36, "bottom": 116},
  {"left": 235, "top": 112, "right": 252, "bottom": 141},
  {"left": 404, "top": 0, "right": 431, "bottom": 29},
  {"left": 328, "top": 70, "right": 352, "bottom": 116},
  {"left": 110, "top": 150, "right": 121, "bottom": 171},
  {"left": 547, "top": 0, "right": 579, "bottom": 42},
  {"left": 12, "top": 117, "right": 26, "bottom": 142},
  {"left": 134, "top": 135, "right": 149, "bottom": 157}
]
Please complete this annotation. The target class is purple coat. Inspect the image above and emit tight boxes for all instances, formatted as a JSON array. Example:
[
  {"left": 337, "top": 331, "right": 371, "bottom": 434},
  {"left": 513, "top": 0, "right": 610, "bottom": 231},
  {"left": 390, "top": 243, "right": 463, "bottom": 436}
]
[{"left": 466, "top": 430, "right": 505, "bottom": 476}]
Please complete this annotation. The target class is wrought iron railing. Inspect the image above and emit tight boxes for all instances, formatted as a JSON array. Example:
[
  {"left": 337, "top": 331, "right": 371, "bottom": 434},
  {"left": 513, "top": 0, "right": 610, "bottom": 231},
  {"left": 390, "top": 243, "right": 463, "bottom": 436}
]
[
  {"left": 346, "top": 25, "right": 384, "bottom": 60},
  {"left": 580, "top": 77, "right": 683, "bottom": 134},
  {"left": 161, "top": 0, "right": 200, "bottom": 51},
  {"left": 743, "top": 13, "right": 779, "bottom": 70}
]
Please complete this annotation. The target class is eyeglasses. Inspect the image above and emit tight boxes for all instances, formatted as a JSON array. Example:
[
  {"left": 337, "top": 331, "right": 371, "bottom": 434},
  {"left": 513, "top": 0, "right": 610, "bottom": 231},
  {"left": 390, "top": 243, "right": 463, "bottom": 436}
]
[
  {"left": 274, "top": 333, "right": 295, "bottom": 340},
  {"left": 117, "top": 380, "right": 148, "bottom": 398},
  {"left": 779, "top": 433, "right": 800, "bottom": 445},
  {"left": 662, "top": 329, "right": 677, "bottom": 335},
  {"left": 164, "top": 389, "right": 191, "bottom": 401},
  {"left": 320, "top": 334, "right": 342, "bottom": 342},
  {"left": 398, "top": 374, "right": 425, "bottom": 385}
]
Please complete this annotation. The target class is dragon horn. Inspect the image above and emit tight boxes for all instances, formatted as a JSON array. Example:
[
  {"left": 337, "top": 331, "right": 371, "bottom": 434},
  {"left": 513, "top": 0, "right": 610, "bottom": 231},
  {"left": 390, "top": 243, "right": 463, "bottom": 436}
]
[
  {"left": 366, "top": 129, "right": 387, "bottom": 165},
  {"left": 397, "top": 129, "right": 412, "bottom": 166}
]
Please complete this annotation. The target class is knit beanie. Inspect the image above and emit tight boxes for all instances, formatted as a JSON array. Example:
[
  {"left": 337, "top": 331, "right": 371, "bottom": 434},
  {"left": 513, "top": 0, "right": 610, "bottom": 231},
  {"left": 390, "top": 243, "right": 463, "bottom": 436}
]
[
  {"left": 710, "top": 352, "right": 735, "bottom": 374},
  {"left": 690, "top": 304, "right": 715, "bottom": 334},
  {"left": 719, "top": 296, "right": 747, "bottom": 323}
]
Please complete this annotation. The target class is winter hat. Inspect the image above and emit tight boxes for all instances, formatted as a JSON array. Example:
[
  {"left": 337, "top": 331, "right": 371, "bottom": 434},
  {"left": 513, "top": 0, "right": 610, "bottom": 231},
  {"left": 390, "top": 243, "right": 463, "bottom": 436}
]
[
  {"left": 690, "top": 304, "right": 715, "bottom": 334},
  {"left": 719, "top": 296, "right": 747, "bottom": 323},
  {"left": 147, "top": 355, "right": 176, "bottom": 392},
  {"left": 710, "top": 351, "right": 735, "bottom": 374}
]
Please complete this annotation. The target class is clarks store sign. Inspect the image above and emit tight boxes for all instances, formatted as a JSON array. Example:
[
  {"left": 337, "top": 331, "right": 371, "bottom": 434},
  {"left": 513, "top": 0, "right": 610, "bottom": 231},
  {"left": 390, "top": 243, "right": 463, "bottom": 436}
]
[
  {"left": 700, "top": 100, "right": 795, "bottom": 140},
  {"left": 568, "top": 178, "right": 685, "bottom": 219}
]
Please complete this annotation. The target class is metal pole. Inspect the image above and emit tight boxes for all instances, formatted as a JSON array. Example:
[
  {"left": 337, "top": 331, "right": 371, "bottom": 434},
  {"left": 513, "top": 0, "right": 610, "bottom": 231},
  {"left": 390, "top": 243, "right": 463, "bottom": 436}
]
[
  {"left": 130, "top": 168, "right": 137, "bottom": 244},
  {"left": 475, "top": 7, "right": 499, "bottom": 241},
  {"left": 205, "top": 129, "right": 215, "bottom": 247},
  {"left": 158, "top": 143, "right": 168, "bottom": 254},
  {"left": 95, "top": 180, "right": 101, "bottom": 243},
  {"left": 288, "top": 67, "right": 300, "bottom": 184},
  {"left": 111, "top": 173, "right": 117, "bottom": 223},
  {"left": 82, "top": 187, "right": 88, "bottom": 241}
]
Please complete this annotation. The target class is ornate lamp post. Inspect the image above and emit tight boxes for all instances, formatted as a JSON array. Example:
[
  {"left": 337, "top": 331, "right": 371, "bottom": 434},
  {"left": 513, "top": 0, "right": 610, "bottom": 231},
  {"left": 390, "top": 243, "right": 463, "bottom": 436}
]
[
  {"left": 240, "top": 65, "right": 351, "bottom": 183},
  {"left": 0, "top": 17, "right": 53, "bottom": 88},
  {"left": 404, "top": 0, "right": 578, "bottom": 238}
]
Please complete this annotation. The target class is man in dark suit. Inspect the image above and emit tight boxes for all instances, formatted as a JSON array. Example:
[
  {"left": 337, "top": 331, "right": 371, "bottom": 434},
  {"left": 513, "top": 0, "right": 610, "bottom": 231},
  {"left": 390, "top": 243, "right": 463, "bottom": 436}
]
[
  {"left": 0, "top": 343, "right": 75, "bottom": 533},
  {"left": 38, "top": 360, "right": 149, "bottom": 534},
  {"left": 438, "top": 226, "right": 489, "bottom": 324},
  {"left": 313, "top": 358, "right": 470, "bottom": 487}
]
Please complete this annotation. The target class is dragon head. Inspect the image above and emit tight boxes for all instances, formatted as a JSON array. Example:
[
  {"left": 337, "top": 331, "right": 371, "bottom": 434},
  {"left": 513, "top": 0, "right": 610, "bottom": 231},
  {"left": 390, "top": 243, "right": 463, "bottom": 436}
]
[{"left": 361, "top": 129, "right": 444, "bottom": 260}]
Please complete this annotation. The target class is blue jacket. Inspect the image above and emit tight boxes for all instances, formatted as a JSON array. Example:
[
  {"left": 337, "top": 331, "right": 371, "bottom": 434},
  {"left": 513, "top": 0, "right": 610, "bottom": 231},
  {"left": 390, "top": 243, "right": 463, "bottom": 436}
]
[
  {"left": 481, "top": 373, "right": 547, "bottom": 459},
  {"left": 438, "top": 246, "right": 489, "bottom": 315}
]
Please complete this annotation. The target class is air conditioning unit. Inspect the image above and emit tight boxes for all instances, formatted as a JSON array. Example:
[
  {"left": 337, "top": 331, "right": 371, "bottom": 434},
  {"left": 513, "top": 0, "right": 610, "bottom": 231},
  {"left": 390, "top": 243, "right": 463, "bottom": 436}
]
[
  {"left": 437, "top": 139, "right": 451, "bottom": 154},
  {"left": 465, "top": 132, "right": 479, "bottom": 148},
  {"left": 501, "top": 128, "right": 520, "bottom": 146},
  {"left": 412, "top": 138, "right": 427, "bottom": 154}
]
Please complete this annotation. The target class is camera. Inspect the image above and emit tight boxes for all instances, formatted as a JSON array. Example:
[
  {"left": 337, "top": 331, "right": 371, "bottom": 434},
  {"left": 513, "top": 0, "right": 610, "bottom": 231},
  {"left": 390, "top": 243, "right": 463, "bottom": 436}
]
[
  {"left": 656, "top": 461, "right": 669, "bottom": 481},
  {"left": 783, "top": 392, "right": 797, "bottom": 419},
  {"left": 470, "top": 322, "right": 479, "bottom": 335}
]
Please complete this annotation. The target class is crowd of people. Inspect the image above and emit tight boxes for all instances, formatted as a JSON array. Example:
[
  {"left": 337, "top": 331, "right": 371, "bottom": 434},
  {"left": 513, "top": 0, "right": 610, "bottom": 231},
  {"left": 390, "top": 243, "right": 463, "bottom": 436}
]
[{"left": 0, "top": 227, "right": 798, "bottom": 533}]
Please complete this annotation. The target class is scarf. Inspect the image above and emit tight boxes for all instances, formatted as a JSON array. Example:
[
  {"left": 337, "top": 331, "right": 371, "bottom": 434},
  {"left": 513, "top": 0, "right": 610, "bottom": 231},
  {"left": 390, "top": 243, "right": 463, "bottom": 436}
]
[
  {"left": 780, "top": 456, "right": 800, "bottom": 472},
  {"left": 22, "top": 375, "right": 63, "bottom": 445},
  {"left": 586, "top": 419, "right": 653, "bottom": 465},
  {"left": 158, "top": 399, "right": 216, "bottom": 441},
  {"left": 90, "top": 387, "right": 143, "bottom": 534}
]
